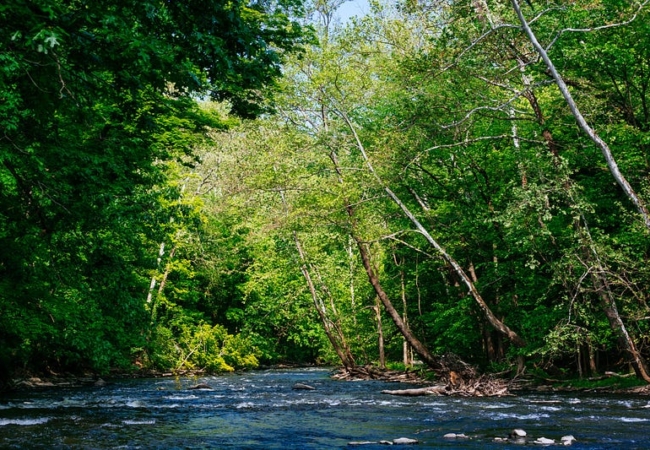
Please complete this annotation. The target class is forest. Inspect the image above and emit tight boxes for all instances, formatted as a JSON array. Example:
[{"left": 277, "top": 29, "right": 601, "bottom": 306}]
[{"left": 1, "top": 0, "right": 650, "bottom": 387}]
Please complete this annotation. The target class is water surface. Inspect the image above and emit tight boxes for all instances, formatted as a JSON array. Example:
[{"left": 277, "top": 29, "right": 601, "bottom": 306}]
[{"left": 1, "top": 368, "right": 649, "bottom": 448}]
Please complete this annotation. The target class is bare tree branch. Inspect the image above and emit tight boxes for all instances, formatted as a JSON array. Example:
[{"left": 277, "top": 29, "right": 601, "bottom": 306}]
[{"left": 546, "top": 0, "right": 650, "bottom": 51}]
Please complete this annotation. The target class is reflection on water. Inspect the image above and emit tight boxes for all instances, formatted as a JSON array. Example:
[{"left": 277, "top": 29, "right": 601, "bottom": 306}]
[{"left": 1, "top": 368, "right": 649, "bottom": 449}]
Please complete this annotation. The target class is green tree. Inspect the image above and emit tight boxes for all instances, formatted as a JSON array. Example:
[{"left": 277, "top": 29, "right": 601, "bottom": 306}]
[{"left": 0, "top": 0, "right": 308, "bottom": 379}]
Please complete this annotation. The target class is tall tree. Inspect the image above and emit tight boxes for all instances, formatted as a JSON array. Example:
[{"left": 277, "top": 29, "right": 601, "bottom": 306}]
[{"left": 0, "top": 0, "right": 308, "bottom": 376}]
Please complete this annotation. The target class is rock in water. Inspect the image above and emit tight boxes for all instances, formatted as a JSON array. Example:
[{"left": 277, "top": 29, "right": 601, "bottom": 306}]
[
  {"left": 292, "top": 383, "right": 316, "bottom": 390},
  {"left": 393, "top": 437, "right": 418, "bottom": 445},
  {"left": 561, "top": 435, "right": 576, "bottom": 446},
  {"left": 534, "top": 437, "right": 555, "bottom": 445},
  {"left": 510, "top": 429, "right": 527, "bottom": 438},
  {"left": 443, "top": 433, "right": 468, "bottom": 439},
  {"left": 188, "top": 383, "right": 213, "bottom": 390}
]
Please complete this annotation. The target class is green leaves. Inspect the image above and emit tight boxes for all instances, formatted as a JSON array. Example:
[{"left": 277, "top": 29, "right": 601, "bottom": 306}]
[{"left": 0, "top": 0, "right": 309, "bottom": 379}]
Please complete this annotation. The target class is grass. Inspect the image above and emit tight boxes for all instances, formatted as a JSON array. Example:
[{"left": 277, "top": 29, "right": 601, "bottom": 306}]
[{"left": 554, "top": 374, "right": 647, "bottom": 390}]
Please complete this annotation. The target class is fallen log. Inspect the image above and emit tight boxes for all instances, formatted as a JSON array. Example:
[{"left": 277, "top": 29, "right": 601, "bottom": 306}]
[
  {"left": 382, "top": 375, "right": 513, "bottom": 397},
  {"left": 381, "top": 386, "right": 446, "bottom": 396}
]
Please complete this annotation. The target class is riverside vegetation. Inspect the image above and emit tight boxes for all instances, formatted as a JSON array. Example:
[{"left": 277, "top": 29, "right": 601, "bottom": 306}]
[{"left": 2, "top": 0, "right": 650, "bottom": 393}]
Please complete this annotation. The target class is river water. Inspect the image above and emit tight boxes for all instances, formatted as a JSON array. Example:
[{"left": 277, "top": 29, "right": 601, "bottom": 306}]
[{"left": 1, "top": 368, "right": 649, "bottom": 449}]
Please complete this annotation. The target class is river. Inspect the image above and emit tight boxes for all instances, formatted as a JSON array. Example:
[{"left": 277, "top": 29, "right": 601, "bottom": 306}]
[{"left": 1, "top": 368, "right": 649, "bottom": 449}]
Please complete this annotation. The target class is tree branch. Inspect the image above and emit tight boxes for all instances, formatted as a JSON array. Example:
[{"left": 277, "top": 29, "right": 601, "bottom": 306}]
[
  {"left": 511, "top": 0, "right": 650, "bottom": 231},
  {"left": 546, "top": 0, "right": 650, "bottom": 51}
]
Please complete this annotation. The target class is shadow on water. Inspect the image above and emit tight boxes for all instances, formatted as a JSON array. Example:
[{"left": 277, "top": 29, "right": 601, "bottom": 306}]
[{"left": 1, "top": 368, "right": 650, "bottom": 449}]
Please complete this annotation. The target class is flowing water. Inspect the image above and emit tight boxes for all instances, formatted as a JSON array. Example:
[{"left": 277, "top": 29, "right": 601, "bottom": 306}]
[{"left": 1, "top": 368, "right": 649, "bottom": 449}]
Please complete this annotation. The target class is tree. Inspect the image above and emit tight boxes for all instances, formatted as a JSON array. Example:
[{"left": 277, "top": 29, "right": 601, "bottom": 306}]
[{"left": 0, "top": 0, "right": 309, "bottom": 377}]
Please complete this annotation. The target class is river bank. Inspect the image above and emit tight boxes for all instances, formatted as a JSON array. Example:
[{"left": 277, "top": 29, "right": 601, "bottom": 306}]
[{"left": 5, "top": 364, "right": 650, "bottom": 397}]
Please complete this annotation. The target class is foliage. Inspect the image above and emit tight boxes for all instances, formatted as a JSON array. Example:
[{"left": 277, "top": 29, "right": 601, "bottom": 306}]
[
  {"left": 148, "top": 323, "right": 259, "bottom": 373},
  {"left": 221, "top": 0, "right": 650, "bottom": 377},
  {"left": 3, "top": 0, "right": 650, "bottom": 383},
  {"left": 0, "top": 0, "right": 309, "bottom": 379}
]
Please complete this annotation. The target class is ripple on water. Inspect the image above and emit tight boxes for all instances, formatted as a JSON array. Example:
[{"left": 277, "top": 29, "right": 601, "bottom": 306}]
[
  {"left": 0, "top": 418, "right": 50, "bottom": 426},
  {"left": 164, "top": 395, "right": 198, "bottom": 401},
  {"left": 125, "top": 400, "right": 148, "bottom": 408},
  {"left": 620, "top": 417, "right": 649, "bottom": 423},
  {"left": 480, "top": 403, "right": 515, "bottom": 410},
  {"left": 235, "top": 402, "right": 255, "bottom": 409},
  {"left": 489, "top": 412, "right": 551, "bottom": 420},
  {"left": 538, "top": 406, "right": 562, "bottom": 412},
  {"left": 122, "top": 419, "right": 156, "bottom": 425}
]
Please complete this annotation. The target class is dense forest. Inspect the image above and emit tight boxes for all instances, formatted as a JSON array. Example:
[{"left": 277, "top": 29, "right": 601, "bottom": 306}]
[{"left": 2, "top": 0, "right": 650, "bottom": 385}]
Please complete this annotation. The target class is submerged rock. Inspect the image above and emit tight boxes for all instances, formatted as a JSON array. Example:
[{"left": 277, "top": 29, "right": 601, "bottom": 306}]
[{"left": 292, "top": 383, "right": 316, "bottom": 390}]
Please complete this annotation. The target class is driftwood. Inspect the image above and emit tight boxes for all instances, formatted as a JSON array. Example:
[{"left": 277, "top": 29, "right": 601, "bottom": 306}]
[
  {"left": 444, "top": 375, "right": 513, "bottom": 397},
  {"left": 381, "top": 386, "right": 447, "bottom": 396},
  {"left": 332, "top": 366, "right": 424, "bottom": 383},
  {"left": 382, "top": 375, "right": 513, "bottom": 397},
  {"left": 333, "top": 363, "right": 513, "bottom": 397}
]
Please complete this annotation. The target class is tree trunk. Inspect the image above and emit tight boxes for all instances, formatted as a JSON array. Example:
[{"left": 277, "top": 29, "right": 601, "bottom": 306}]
[
  {"left": 338, "top": 109, "right": 526, "bottom": 348},
  {"left": 511, "top": 35, "right": 650, "bottom": 380},
  {"left": 511, "top": 0, "right": 650, "bottom": 230},
  {"left": 591, "top": 271, "right": 650, "bottom": 382},
  {"left": 356, "top": 238, "right": 444, "bottom": 371},
  {"left": 294, "top": 232, "right": 356, "bottom": 369},
  {"left": 328, "top": 149, "right": 445, "bottom": 371},
  {"left": 399, "top": 265, "right": 413, "bottom": 367},
  {"left": 575, "top": 213, "right": 650, "bottom": 383},
  {"left": 375, "top": 300, "right": 386, "bottom": 370},
  {"left": 482, "top": 325, "right": 497, "bottom": 362},
  {"left": 587, "top": 336, "right": 598, "bottom": 374}
]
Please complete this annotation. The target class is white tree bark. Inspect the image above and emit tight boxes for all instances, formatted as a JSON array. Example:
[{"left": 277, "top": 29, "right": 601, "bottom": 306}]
[{"left": 511, "top": 0, "right": 650, "bottom": 230}]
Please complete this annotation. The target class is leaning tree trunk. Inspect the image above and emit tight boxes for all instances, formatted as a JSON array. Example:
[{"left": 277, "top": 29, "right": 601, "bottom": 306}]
[
  {"left": 580, "top": 224, "right": 650, "bottom": 382},
  {"left": 511, "top": 0, "right": 650, "bottom": 230},
  {"left": 327, "top": 150, "right": 445, "bottom": 371},
  {"left": 276, "top": 176, "right": 356, "bottom": 369},
  {"left": 354, "top": 236, "right": 444, "bottom": 371},
  {"left": 337, "top": 109, "right": 526, "bottom": 348},
  {"left": 294, "top": 233, "right": 356, "bottom": 369},
  {"left": 525, "top": 70, "right": 650, "bottom": 382},
  {"left": 591, "top": 270, "right": 650, "bottom": 382}
]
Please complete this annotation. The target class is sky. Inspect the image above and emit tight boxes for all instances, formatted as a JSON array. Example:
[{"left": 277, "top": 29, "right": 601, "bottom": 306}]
[{"left": 335, "top": 0, "right": 371, "bottom": 22}]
